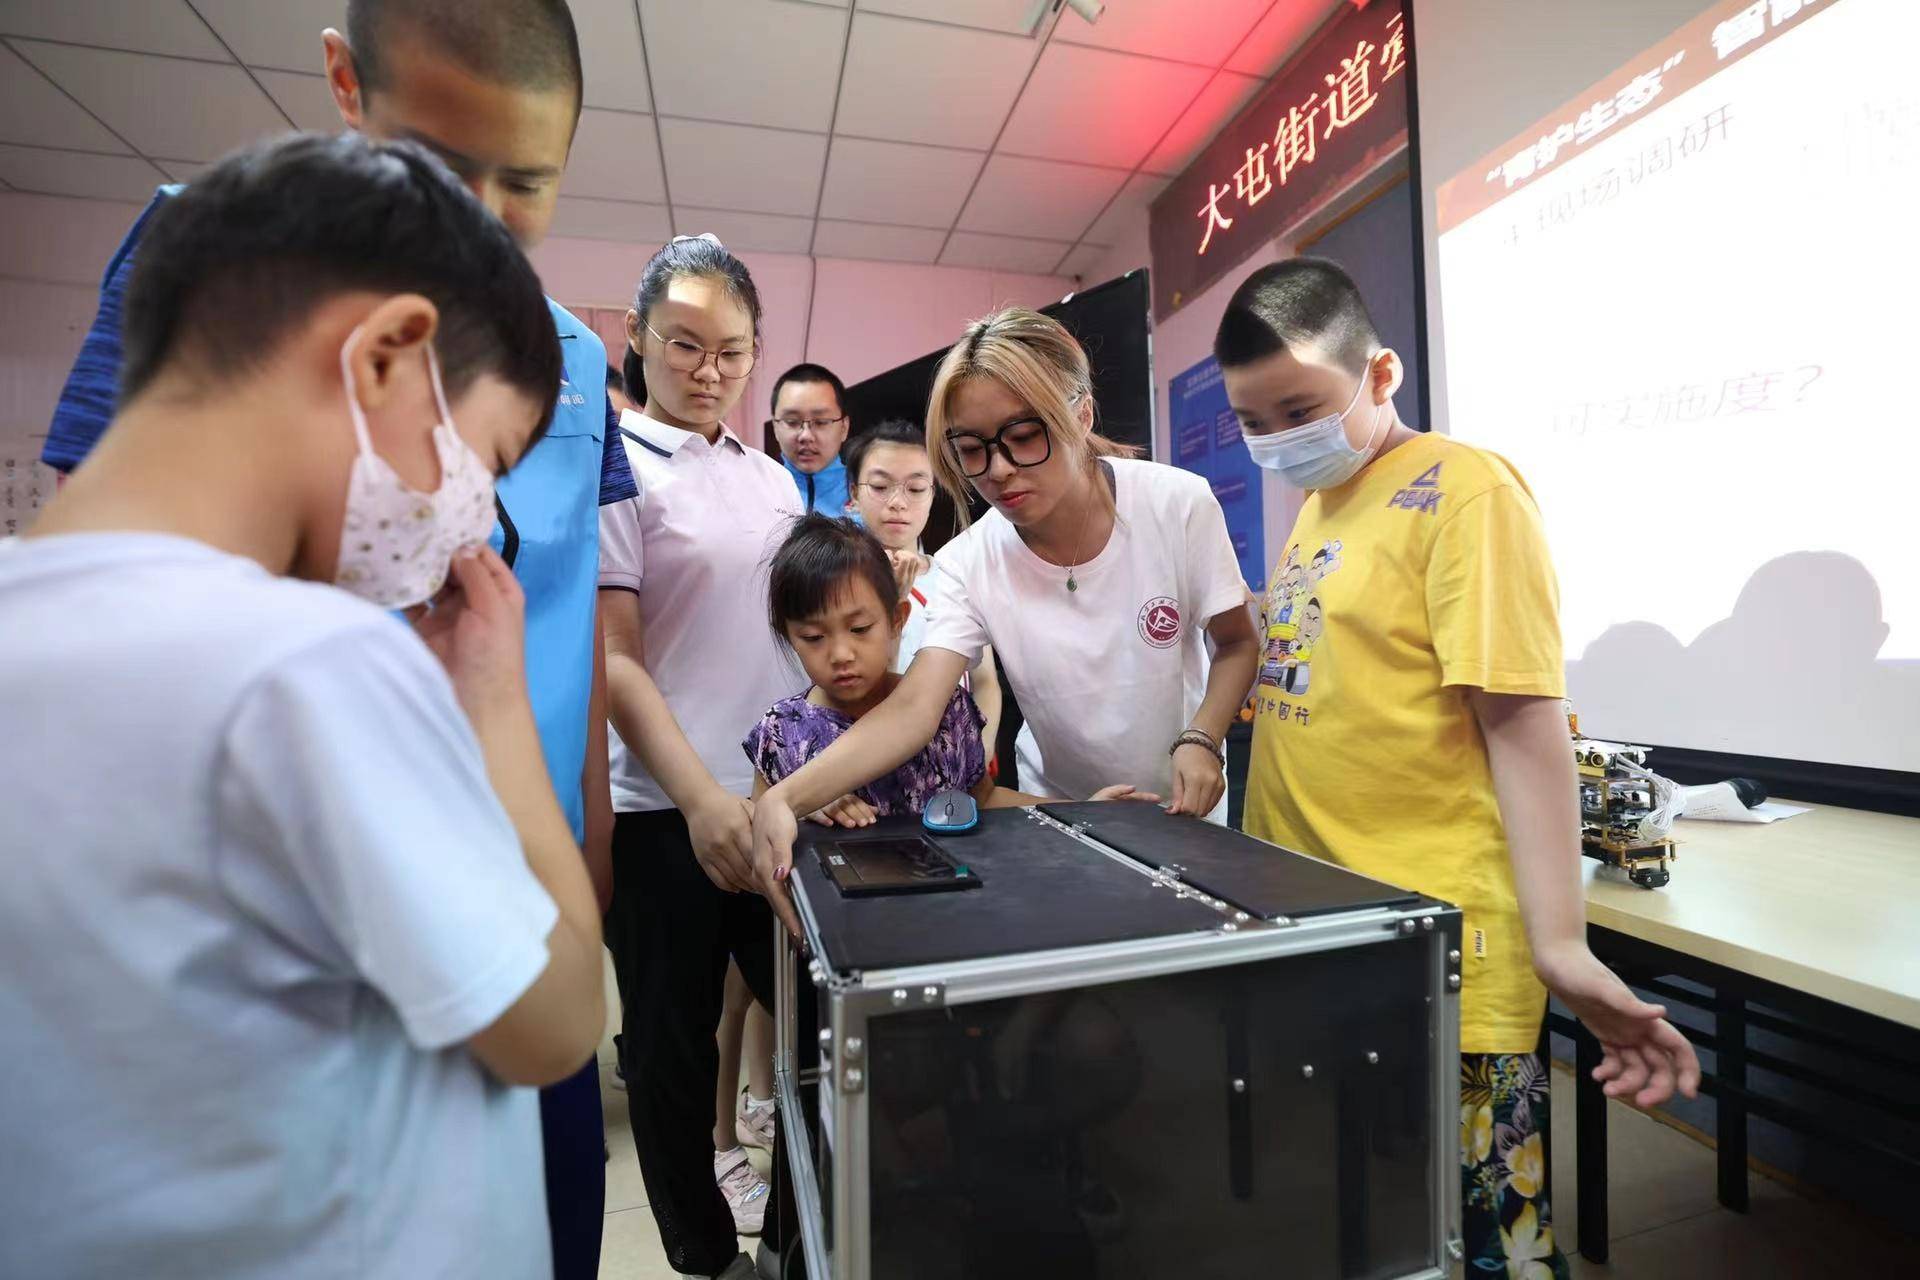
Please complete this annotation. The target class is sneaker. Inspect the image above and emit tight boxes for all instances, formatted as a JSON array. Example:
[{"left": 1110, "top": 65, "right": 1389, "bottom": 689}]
[
  {"left": 735, "top": 1088, "right": 776, "bottom": 1151},
  {"left": 610, "top": 1034, "right": 627, "bottom": 1091},
  {"left": 715, "top": 1147, "right": 769, "bottom": 1236}
]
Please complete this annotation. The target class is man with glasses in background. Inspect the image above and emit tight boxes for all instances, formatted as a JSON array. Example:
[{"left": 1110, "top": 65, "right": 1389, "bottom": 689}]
[{"left": 766, "top": 363, "right": 851, "bottom": 514}]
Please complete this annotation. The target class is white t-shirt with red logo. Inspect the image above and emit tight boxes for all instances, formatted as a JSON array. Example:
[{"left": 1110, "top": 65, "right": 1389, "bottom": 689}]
[{"left": 922, "top": 457, "right": 1248, "bottom": 811}]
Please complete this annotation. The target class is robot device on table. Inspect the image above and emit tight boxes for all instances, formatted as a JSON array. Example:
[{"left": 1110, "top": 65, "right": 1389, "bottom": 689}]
[{"left": 1567, "top": 703, "right": 1679, "bottom": 889}]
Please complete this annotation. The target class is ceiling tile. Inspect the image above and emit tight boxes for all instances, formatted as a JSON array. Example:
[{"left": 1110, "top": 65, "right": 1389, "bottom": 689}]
[
  {"left": 659, "top": 118, "right": 825, "bottom": 217},
  {"left": 253, "top": 69, "right": 341, "bottom": 135},
  {"left": 674, "top": 205, "right": 814, "bottom": 255},
  {"left": 192, "top": 0, "right": 344, "bottom": 71},
  {"left": 941, "top": 230, "right": 1072, "bottom": 274},
  {"left": 819, "top": 137, "right": 983, "bottom": 229},
  {"left": 1059, "top": 242, "right": 1111, "bottom": 280},
  {"left": 16, "top": 42, "right": 292, "bottom": 162},
  {"left": 834, "top": 13, "right": 1035, "bottom": 150},
  {"left": 563, "top": 108, "right": 667, "bottom": 202},
  {"left": 574, "top": 0, "right": 652, "bottom": 113},
  {"left": 155, "top": 157, "right": 212, "bottom": 183},
  {"left": 197, "top": 0, "right": 655, "bottom": 114},
  {"left": 1083, "top": 171, "right": 1166, "bottom": 244},
  {"left": 810, "top": 219, "right": 945, "bottom": 264},
  {"left": 855, "top": 0, "right": 1039, "bottom": 36},
  {"left": 1141, "top": 70, "right": 1264, "bottom": 177},
  {"left": 0, "top": 0, "right": 226, "bottom": 60},
  {"left": 641, "top": 0, "right": 842, "bottom": 132},
  {"left": 1000, "top": 42, "right": 1210, "bottom": 171},
  {"left": 0, "top": 42, "right": 129, "bottom": 153},
  {"left": 1054, "top": 0, "right": 1268, "bottom": 67},
  {"left": 0, "top": 144, "right": 165, "bottom": 201},
  {"left": 957, "top": 153, "right": 1126, "bottom": 241},
  {"left": 548, "top": 196, "right": 671, "bottom": 243},
  {"left": 1227, "top": 0, "right": 1342, "bottom": 77}
]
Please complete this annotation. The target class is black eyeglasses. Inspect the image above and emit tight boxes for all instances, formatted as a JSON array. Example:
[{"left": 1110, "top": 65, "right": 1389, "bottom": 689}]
[
  {"left": 643, "top": 321, "right": 756, "bottom": 379},
  {"left": 946, "top": 416, "right": 1052, "bottom": 478},
  {"left": 766, "top": 414, "right": 848, "bottom": 433}
]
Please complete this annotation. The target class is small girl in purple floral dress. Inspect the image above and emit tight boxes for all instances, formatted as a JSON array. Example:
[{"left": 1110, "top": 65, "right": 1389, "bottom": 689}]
[{"left": 746, "top": 515, "right": 1143, "bottom": 823}]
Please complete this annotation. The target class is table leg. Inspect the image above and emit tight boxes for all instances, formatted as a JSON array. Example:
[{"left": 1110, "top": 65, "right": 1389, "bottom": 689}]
[
  {"left": 1574, "top": 1019, "right": 1610, "bottom": 1263},
  {"left": 1715, "top": 989, "right": 1749, "bottom": 1213}
]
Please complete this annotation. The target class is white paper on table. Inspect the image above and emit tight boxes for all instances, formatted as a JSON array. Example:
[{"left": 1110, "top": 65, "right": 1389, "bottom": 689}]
[{"left": 1679, "top": 798, "right": 1810, "bottom": 824}]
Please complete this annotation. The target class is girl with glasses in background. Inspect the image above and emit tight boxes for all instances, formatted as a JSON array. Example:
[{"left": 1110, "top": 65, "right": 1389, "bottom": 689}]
[
  {"left": 597, "top": 235, "right": 803, "bottom": 1280},
  {"left": 845, "top": 418, "right": 1004, "bottom": 760},
  {"left": 749, "top": 307, "right": 1263, "bottom": 936}
]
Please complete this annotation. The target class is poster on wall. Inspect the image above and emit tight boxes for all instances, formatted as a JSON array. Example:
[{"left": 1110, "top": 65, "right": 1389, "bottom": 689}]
[{"left": 1170, "top": 355, "right": 1264, "bottom": 593}]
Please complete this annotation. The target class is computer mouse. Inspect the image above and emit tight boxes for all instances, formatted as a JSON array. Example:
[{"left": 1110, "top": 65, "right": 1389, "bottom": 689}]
[{"left": 922, "top": 789, "right": 979, "bottom": 835}]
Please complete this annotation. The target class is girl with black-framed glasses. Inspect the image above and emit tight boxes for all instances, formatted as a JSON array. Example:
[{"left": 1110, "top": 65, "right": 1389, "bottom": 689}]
[{"left": 748, "top": 307, "right": 1263, "bottom": 939}]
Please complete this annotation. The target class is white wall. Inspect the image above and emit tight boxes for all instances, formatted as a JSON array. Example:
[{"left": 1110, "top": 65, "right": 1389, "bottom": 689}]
[
  {"left": 532, "top": 235, "right": 1070, "bottom": 437},
  {"left": 1069, "top": 202, "right": 1306, "bottom": 564},
  {"left": 0, "top": 190, "right": 1069, "bottom": 489},
  {"left": 0, "top": 192, "right": 150, "bottom": 530}
]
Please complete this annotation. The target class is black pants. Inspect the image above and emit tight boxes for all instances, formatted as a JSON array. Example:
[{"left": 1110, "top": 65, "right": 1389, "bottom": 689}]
[
  {"left": 609, "top": 808, "right": 801, "bottom": 1276},
  {"left": 540, "top": 1060, "right": 606, "bottom": 1279}
]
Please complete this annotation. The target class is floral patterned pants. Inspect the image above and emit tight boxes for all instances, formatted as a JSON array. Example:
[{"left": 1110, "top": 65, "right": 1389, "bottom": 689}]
[{"left": 1461, "top": 1053, "right": 1571, "bottom": 1278}]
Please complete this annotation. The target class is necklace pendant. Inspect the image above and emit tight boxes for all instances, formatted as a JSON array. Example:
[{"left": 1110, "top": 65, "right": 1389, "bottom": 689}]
[{"left": 1067, "top": 574, "right": 1077, "bottom": 593}]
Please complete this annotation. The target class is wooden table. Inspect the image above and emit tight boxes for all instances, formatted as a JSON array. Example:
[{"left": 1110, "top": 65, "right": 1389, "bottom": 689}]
[{"left": 1560, "top": 801, "right": 1920, "bottom": 1262}]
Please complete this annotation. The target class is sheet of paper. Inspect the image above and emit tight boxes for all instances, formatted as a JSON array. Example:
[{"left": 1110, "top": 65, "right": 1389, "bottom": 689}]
[{"left": 1679, "top": 798, "right": 1809, "bottom": 824}]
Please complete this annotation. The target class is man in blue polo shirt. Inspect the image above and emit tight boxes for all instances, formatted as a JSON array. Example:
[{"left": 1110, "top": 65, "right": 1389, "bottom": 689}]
[
  {"left": 767, "top": 362, "right": 853, "bottom": 514},
  {"left": 39, "top": 4, "right": 630, "bottom": 1277}
]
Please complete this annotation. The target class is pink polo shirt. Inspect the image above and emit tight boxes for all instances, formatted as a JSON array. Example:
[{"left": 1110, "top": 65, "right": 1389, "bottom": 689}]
[{"left": 599, "top": 409, "right": 806, "bottom": 813}]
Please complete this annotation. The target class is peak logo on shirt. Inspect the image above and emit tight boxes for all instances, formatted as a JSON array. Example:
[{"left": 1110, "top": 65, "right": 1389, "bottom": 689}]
[
  {"left": 1138, "top": 597, "right": 1182, "bottom": 648},
  {"left": 1387, "top": 462, "right": 1444, "bottom": 514}
]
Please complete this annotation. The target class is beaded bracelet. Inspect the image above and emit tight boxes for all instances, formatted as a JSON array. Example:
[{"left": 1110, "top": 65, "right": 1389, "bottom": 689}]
[{"left": 1169, "top": 728, "right": 1223, "bottom": 762}]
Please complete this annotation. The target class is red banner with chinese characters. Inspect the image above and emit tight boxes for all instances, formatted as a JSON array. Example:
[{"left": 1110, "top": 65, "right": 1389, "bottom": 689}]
[{"left": 1148, "top": 0, "right": 1408, "bottom": 320}]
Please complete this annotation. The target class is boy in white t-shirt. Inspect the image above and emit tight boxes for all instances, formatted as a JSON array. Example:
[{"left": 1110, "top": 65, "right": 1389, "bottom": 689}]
[
  {"left": 0, "top": 135, "right": 604, "bottom": 1280},
  {"left": 843, "top": 417, "right": 1002, "bottom": 756}
]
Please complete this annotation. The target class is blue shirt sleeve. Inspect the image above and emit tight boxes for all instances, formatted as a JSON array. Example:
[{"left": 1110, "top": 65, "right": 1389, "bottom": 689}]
[
  {"left": 42, "top": 186, "right": 181, "bottom": 473},
  {"left": 599, "top": 393, "right": 638, "bottom": 505}
]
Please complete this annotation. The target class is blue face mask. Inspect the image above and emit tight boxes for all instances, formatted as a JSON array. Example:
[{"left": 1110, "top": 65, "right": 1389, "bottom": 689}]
[{"left": 1243, "top": 364, "right": 1385, "bottom": 490}]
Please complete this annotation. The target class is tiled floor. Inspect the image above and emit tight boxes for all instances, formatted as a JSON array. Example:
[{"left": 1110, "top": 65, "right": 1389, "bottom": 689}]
[{"left": 592, "top": 962, "right": 1912, "bottom": 1277}]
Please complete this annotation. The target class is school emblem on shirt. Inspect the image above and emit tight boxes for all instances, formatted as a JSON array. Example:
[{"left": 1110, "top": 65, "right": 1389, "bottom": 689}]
[
  {"left": 1386, "top": 463, "right": 1444, "bottom": 514},
  {"left": 1138, "top": 597, "right": 1182, "bottom": 648}
]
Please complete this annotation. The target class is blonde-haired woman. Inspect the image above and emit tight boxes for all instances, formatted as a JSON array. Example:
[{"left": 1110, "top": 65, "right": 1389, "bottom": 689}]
[{"left": 751, "top": 307, "right": 1259, "bottom": 929}]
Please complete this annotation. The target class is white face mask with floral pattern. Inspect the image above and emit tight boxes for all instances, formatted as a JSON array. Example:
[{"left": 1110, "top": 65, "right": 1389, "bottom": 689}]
[{"left": 333, "top": 325, "right": 497, "bottom": 609}]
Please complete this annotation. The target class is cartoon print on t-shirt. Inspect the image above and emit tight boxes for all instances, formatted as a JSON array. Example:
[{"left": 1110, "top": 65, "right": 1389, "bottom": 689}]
[
  {"left": 1258, "top": 547, "right": 1305, "bottom": 685},
  {"left": 1284, "top": 597, "right": 1323, "bottom": 694},
  {"left": 1259, "top": 539, "right": 1342, "bottom": 693}
]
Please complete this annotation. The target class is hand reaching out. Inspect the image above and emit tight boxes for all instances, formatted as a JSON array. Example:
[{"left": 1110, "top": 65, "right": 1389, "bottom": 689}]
[
  {"left": 752, "top": 791, "right": 804, "bottom": 940},
  {"left": 1166, "top": 742, "right": 1225, "bottom": 816},
  {"left": 808, "top": 793, "right": 878, "bottom": 828},
  {"left": 1089, "top": 784, "right": 1162, "bottom": 803}
]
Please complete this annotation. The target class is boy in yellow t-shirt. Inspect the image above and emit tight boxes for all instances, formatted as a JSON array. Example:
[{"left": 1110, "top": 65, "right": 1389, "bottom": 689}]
[{"left": 1215, "top": 258, "right": 1699, "bottom": 1275}]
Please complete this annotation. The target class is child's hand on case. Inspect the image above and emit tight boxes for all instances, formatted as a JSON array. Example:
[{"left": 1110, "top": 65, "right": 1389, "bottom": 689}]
[{"left": 808, "top": 794, "right": 878, "bottom": 828}]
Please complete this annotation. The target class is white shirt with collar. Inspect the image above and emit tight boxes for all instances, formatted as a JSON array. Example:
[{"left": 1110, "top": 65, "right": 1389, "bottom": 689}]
[{"left": 600, "top": 408, "right": 806, "bottom": 812}]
